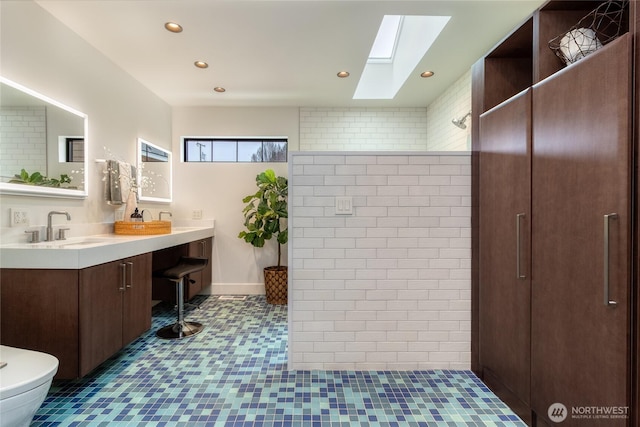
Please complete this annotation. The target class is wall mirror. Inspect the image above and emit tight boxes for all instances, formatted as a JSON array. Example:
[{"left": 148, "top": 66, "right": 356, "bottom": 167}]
[
  {"left": 137, "top": 138, "right": 172, "bottom": 203},
  {"left": 0, "top": 77, "right": 88, "bottom": 198}
]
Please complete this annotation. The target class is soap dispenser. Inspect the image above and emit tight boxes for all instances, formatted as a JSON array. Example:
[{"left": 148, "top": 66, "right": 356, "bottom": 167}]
[{"left": 130, "top": 208, "right": 143, "bottom": 222}]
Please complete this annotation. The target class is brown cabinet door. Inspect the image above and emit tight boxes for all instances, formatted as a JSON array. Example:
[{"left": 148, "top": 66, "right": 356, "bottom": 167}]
[
  {"left": 201, "top": 237, "right": 213, "bottom": 287},
  {"left": 0, "top": 269, "right": 80, "bottom": 379},
  {"left": 187, "top": 238, "right": 212, "bottom": 299},
  {"left": 122, "top": 253, "right": 152, "bottom": 345},
  {"left": 531, "top": 35, "right": 631, "bottom": 424},
  {"left": 479, "top": 88, "right": 532, "bottom": 420},
  {"left": 80, "top": 253, "right": 153, "bottom": 375},
  {"left": 79, "top": 260, "right": 125, "bottom": 377}
]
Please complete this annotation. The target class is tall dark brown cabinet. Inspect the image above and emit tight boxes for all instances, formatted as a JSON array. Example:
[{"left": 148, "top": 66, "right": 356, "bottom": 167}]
[
  {"left": 531, "top": 35, "right": 631, "bottom": 424},
  {"left": 472, "top": 1, "right": 637, "bottom": 425},
  {"left": 479, "top": 89, "right": 532, "bottom": 421}
]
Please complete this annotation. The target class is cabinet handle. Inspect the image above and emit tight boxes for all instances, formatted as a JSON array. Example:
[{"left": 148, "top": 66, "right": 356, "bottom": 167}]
[
  {"left": 126, "top": 261, "right": 134, "bottom": 289},
  {"left": 200, "top": 240, "right": 206, "bottom": 257},
  {"left": 516, "top": 213, "right": 526, "bottom": 280},
  {"left": 119, "top": 263, "right": 126, "bottom": 292},
  {"left": 604, "top": 213, "right": 618, "bottom": 307}
]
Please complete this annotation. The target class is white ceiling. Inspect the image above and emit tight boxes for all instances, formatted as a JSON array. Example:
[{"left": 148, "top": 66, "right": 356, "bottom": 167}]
[{"left": 36, "top": 0, "right": 545, "bottom": 108}]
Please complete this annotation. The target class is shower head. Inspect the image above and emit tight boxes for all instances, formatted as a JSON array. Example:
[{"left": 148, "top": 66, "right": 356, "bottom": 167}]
[{"left": 452, "top": 111, "right": 472, "bottom": 129}]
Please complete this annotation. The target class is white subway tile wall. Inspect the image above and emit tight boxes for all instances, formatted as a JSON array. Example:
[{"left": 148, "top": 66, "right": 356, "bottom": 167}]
[
  {"left": 0, "top": 106, "right": 47, "bottom": 177},
  {"left": 289, "top": 152, "right": 471, "bottom": 370},
  {"left": 426, "top": 70, "right": 472, "bottom": 151},
  {"left": 299, "top": 71, "right": 471, "bottom": 153},
  {"left": 299, "top": 108, "right": 428, "bottom": 151}
]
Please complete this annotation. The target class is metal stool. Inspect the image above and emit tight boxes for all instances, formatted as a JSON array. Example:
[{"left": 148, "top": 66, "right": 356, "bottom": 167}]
[{"left": 156, "top": 256, "right": 208, "bottom": 339}]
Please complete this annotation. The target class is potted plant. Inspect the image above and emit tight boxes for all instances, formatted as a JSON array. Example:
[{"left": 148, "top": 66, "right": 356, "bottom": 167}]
[{"left": 238, "top": 169, "right": 288, "bottom": 304}]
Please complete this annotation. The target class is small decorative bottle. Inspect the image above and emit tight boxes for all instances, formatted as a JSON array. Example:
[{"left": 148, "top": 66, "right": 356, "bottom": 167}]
[{"left": 130, "top": 208, "right": 143, "bottom": 222}]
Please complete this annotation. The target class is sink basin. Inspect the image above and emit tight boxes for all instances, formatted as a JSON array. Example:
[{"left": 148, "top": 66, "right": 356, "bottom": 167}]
[
  {"left": 25, "top": 237, "right": 118, "bottom": 249},
  {"left": 0, "top": 236, "right": 123, "bottom": 250},
  {"left": 56, "top": 237, "right": 116, "bottom": 248}
]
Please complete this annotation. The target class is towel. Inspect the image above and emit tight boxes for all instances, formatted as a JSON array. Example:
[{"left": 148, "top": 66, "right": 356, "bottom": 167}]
[
  {"left": 104, "top": 160, "right": 138, "bottom": 205},
  {"left": 104, "top": 160, "right": 123, "bottom": 205},
  {"left": 126, "top": 162, "right": 139, "bottom": 203}
]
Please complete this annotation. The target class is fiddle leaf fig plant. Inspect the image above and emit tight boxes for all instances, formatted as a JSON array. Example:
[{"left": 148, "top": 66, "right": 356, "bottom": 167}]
[{"left": 238, "top": 169, "right": 288, "bottom": 267}]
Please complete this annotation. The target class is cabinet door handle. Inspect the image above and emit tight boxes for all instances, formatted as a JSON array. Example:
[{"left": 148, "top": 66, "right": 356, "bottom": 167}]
[
  {"left": 119, "top": 263, "right": 126, "bottom": 292},
  {"left": 126, "top": 261, "right": 134, "bottom": 289},
  {"left": 516, "top": 213, "right": 526, "bottom": 280},
  {"left": 200, "top": 240, "right": 206, "bottom": 257},
  {"left": 604, "top": 213, "right": 618, "bottom": 307}
]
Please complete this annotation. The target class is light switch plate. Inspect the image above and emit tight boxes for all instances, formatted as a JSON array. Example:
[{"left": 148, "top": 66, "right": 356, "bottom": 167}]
[{"left": 335, "top": 196, "right": 353, "bottom": 215}]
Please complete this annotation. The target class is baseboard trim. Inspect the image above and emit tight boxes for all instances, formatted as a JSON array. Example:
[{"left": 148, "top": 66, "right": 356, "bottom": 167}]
[{"left": 200, "top": 283, "right": 265, "bottom": 295}]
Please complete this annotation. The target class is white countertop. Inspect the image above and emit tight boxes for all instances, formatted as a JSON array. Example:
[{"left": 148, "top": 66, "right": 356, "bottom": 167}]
[{"left": 0, "top": 225, "right": 215, "bottom": 269}]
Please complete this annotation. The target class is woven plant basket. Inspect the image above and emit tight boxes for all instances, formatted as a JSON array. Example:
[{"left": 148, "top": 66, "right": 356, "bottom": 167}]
[{"left": 264, "top": 266, "right": 287, "bottom": 305}]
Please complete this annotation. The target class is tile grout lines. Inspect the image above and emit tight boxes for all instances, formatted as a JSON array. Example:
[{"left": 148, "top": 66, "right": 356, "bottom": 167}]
[{"left": 32, "top": 295, "right": 523, "bottom": 426}]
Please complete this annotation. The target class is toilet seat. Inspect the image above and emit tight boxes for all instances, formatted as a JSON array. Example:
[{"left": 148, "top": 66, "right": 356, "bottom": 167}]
[{"left": 0, "top": 346, "right": 59, "bottom": 400}]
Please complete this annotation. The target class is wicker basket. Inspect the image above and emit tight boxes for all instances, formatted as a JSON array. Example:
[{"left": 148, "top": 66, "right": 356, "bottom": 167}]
[
  {"left": 549, "top": 0, "right": 628, "bottom": 65},
  {"left": 264, "top": 266, "right": 287, "bottom": 305},
  {"left": 114, "top": 220, "right": 171, "bottom": 235}
]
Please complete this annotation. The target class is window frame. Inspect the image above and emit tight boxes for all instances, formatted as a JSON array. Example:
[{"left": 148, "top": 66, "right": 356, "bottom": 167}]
[{"left": 181, "top": 137, "right": 288, "bottom": 163}]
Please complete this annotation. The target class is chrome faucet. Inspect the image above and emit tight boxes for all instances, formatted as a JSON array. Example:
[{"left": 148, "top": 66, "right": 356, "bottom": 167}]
[
  {"left": 159, "top": 211, "right": 172, "bottom": 221},
  {"left": 46, "top": 211, "right": 71, "bottom": 242}
]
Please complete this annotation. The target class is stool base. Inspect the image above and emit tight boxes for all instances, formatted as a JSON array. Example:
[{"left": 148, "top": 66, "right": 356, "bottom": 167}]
[{"left": 156, "top": 321, "right": 204, "bottom": 339}]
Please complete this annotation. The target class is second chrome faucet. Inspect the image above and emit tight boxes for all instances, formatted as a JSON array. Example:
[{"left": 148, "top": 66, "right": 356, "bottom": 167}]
[{"left": 46, "top": 211, "right": 71, "bottom": 242}]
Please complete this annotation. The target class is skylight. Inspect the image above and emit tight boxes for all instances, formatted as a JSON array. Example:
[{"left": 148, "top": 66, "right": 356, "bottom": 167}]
[
  {"left": 368, "top": 15, "right": 403, "bottom": 62},
  {"left": 354, "top": 15, "right": 451, "bottom": 100}
]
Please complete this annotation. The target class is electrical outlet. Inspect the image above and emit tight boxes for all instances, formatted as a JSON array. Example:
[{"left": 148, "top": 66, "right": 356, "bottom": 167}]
[
  {"left": 192, "top": 209, "right": 203, "bottom": 220},
  {"left": 10, "top": 208, "right": 29, "bottom": 227}
]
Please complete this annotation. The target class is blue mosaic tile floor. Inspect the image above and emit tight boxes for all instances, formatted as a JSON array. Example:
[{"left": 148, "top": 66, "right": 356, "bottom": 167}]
[{"left": 33, "top": 295, "right": 524, "bottom": 426}]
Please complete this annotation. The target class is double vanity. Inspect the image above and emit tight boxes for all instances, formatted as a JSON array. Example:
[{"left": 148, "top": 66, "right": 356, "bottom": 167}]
[
  {"left": 1, "top": 66, "right": 191, "bottom": 381},
  {"left": 0, "top": 224, "right": 214, "bottom": 379}
]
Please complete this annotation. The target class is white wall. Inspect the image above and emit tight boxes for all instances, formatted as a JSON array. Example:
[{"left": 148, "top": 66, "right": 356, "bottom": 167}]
[
  {"left": 46, "top": 106, "right": 85, "bottom": 180},
  {"left": 0, "top": 1, "right": 172, "bottom": 243},
  {"left": 171, "top": 107, "right": 298, "bottom": 292},
  {"left": 299, "top": 107, "right": 428, "bottom": 151},
  {"left": 298, "top": 74, "right": 472, "bottom": 153},
  {"left": 426, "top": 70, "right": 472, "bottom": 151},
  {"left": 289, "top": 152, "right": 471, "bottom": 370}
]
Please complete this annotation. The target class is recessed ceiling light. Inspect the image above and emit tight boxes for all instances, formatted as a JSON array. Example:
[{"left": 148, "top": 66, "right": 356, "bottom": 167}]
[
  {"left": 194, "top": 61, "right": 209, "bottom": 69},
  {"left": 164, "top": 22, "right": 183, "bottom": 33},
  {"left": 420, "top": 71, "right": 435, "bottom": 78},
  {"left": 213, "top": 87, "right": 226, "bottom": 93},
  {"left": 337, "top": 71, "right": 350, "bottom": 78}
]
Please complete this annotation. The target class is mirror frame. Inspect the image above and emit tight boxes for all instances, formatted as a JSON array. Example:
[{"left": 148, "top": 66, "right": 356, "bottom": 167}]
[
  {"left": 0, "top": 77, "right": 88, "bottom": 199},
  {"left": 137, "top": 138, "right": 172, "bottom": 203}
]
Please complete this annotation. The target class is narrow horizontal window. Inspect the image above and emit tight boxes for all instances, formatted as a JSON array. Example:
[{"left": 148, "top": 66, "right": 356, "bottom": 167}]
[
  {"left": 59, "top": 137, "right": 84, "bottom": 163},
  {"left": 141, "top": 142, "right": 169, "bottom": 162},
  {"left": 183, "top": 137, "right": 287, "bottom": 163}
]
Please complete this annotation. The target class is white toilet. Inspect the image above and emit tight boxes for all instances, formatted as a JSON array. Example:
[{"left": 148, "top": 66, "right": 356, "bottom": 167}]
[{"left": 0, "top": 345, "right": 59, "bottom": 427}]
